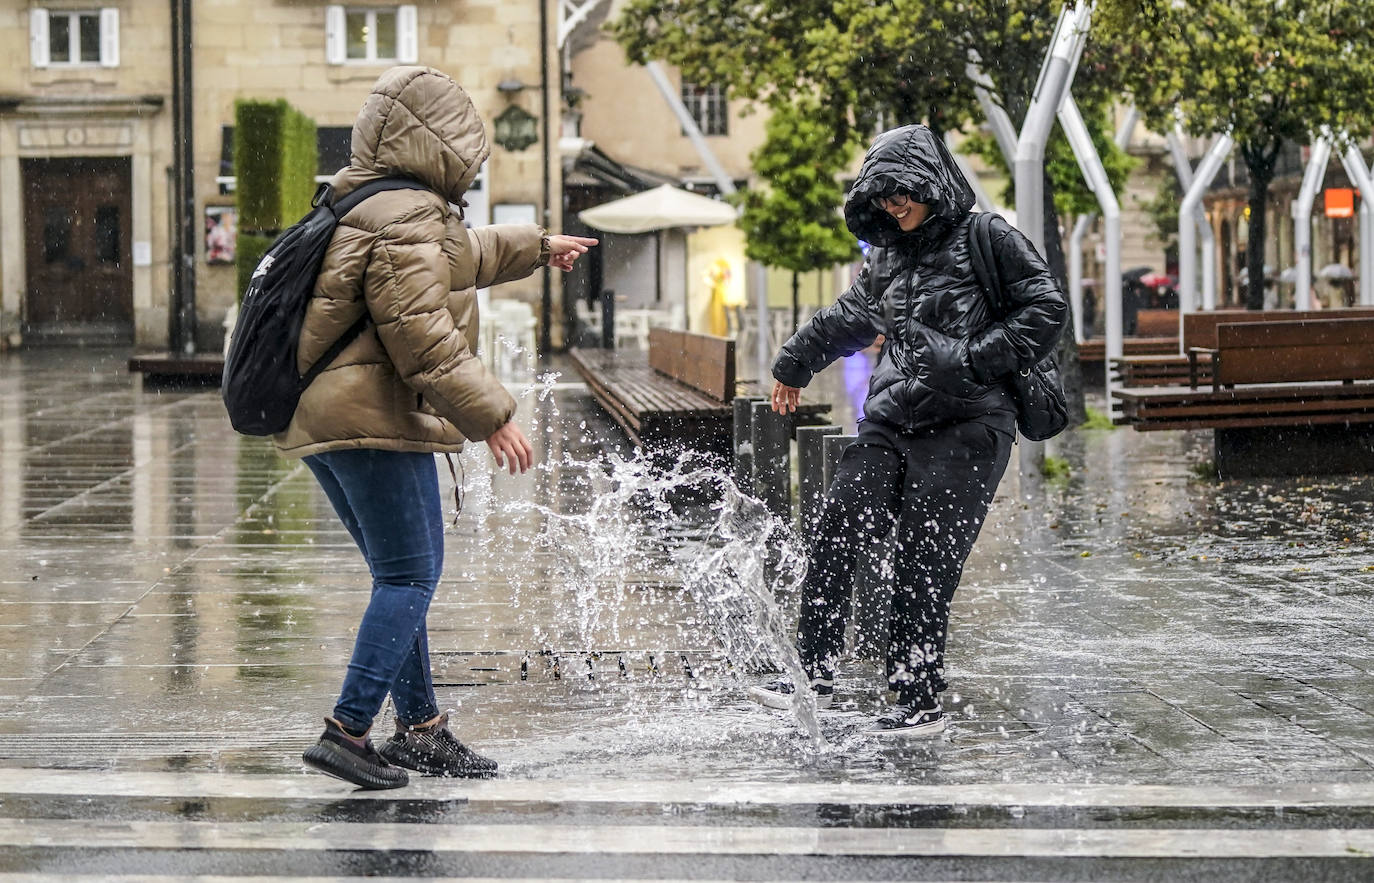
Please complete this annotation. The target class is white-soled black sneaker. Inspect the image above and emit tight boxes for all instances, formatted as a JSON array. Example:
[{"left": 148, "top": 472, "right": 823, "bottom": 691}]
[
  {"left": 746, "top": 676, "right": 834, "bottom": 710},
  {"left": 867, "top": 703, "right": 945, "bottom": 738}
]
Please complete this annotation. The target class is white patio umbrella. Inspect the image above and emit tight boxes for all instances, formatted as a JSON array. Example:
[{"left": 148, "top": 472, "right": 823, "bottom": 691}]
[
  {"left": 1319, "top": 263, "right": 1354, "bottom": 280},
  {"left": 577, "top": 184, "right": 737, "bottom": 234},
  {"left": 578, "top": 185, "right": 739, "bottom": 336}
]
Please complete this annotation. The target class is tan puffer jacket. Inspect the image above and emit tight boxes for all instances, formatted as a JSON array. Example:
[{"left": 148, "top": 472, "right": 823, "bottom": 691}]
[{"left": 275, "top": 66, "right": 545, "bottom": 459}]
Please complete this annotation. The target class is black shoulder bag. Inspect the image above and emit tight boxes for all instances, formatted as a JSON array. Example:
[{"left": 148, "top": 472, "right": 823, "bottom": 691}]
[{"left": 966, "top": 212, "right": 1069, "bottom": 442}]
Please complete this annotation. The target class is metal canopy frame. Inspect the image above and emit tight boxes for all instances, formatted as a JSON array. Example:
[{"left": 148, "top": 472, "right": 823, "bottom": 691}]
[
  {"left": 1293, "top": 132, "right": 1334, "bottom": 311},
  {"left": 1340, "top": 145, "right": 1374, "bottom": 306},
  {"left": 1167, "top": 128, "right": 1220, "bottom": 311},
  {"left": 1178, "top": 135, "right": 1234, "bottom": 322},
  {"left": 1069, "top": 109, "right": 1136, "bottom": 346}
]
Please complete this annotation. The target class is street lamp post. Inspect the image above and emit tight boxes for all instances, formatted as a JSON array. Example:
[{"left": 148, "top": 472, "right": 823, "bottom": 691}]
[{"left": 169, "top": 0, "right": 195, "bottom": 355}]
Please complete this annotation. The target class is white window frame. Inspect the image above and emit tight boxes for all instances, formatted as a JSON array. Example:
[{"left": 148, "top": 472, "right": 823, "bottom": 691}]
[
  {"left": 325, "top": 5, "right": 417, "bottom": 66},
  {"left": 30, "top": 7, "right": 119, "bottom": 69},
  {"left": 680, "top": 82, "right": 729, "bottom": 137}
]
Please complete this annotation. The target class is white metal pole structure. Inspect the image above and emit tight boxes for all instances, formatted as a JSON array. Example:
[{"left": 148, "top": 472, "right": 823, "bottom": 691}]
[
  {"left": 643, "top": 60, "right": 741, "bottom": 357},
  {"left": 1067, "top": 108, "right": 1137, "bottom": 346},
  {"left": 1058, "top": 95, "right": 1122, "bottom": 402},
  {"left": 1167, "top": 129, "right": 1220, "bottom": 310},
  {"left": 1012, "top": 3, "right": 1088, "bottom": 475},
  {"left": 644, "top": 63, "right": 736, "bottom": 198},
  {"left": 1014, "top": 5, "right": 1085, "bottom": 252},
  {"left": 1340, "top": 144, "right": 1374, "bottom": 305},
  {"left": 1178, "top": 135, "right": 1234, "bottom": 330},
  {"left": 946, "top": 132, "right": 997, "bottom": 213},
  {"left": 1067, "top": 109, "right": 1138, "bottom": 343},
  {"left": 966, "top": 56, "right": 1019, "bottom": 165},
  {"left": 1292, "top": 132, "right": 1333, "bottom": 312},
  {"left": 1067, "top": 216, "right": 1089, "bottom": 343}
]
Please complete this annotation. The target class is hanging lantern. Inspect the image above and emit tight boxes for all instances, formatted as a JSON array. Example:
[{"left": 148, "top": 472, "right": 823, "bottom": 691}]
[{"left": 492, "top": 104, "right": 539, "bottom": 152}]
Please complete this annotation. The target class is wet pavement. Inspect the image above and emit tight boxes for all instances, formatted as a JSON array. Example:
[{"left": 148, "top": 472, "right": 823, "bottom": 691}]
[{"left": 0, "top": 346, "right": 1372, "bottom": 880}]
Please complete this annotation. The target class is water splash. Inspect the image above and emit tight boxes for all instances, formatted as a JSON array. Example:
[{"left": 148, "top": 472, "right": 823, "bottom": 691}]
[
  {"left": 462, "top": 339, "right": 826, "bottom": 746},
  {"left": 515, "top": 449, "right": 826, "bottom": 747}
]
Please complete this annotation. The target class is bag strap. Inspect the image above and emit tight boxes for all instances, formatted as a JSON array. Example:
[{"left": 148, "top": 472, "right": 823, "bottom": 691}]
[
  {"left": 299, "top": 313, "right": 368, "bottom": 390},
  {"left": 330, "top": 177, "right": 433, "bottom": 218},
  {"left": 967, "top": 211, "right": 1007, "bottom": 317},
  {"left": 297, "top": 177, "right": 434, "bottom": 388}
]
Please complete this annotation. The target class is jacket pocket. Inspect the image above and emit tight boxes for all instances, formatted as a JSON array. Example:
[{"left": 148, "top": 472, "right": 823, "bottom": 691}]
[{"left": 911, "top": 326, "right": 985, "bottom": 399}]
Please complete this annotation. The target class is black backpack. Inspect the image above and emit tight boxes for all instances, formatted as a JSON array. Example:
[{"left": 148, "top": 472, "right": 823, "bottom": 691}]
[
  {"left": 966, "top": 211, "right": 1069, "bottom": 441},
  {"left": 222, "top": 177, "right": 431, "bottom": 436}
]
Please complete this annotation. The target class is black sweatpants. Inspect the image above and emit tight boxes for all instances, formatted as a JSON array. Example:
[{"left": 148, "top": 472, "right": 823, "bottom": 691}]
[{"left": 796, "top": 420, "right": 1012, "bottom": 707}]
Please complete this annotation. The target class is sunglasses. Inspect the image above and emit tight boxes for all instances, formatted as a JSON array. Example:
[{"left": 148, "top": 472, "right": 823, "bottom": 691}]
[{"left": 869, "top": 192, "right": 912, "bottom": 211}]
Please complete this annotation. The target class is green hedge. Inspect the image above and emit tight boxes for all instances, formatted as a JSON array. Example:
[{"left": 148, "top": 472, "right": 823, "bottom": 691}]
[
  {"left": 233, "top": 98, "right": 317, "bottom": 234},
  {"left": 235, "top": 233, "right": 274, "bottom": 301}
]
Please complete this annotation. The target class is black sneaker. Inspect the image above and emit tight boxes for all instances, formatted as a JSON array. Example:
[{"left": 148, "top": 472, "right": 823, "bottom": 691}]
[
  {"left": 868, "top": 703, "right": 945, "bottom": 738},
  {"left": 379, "top": 712, "right": 498, "bottom": 779},
  {"left": 302, "top": 718, "right": 409, "bottom": 789},
  {"left": 746, "top": 676, "right": 834, "bottom": 710}
]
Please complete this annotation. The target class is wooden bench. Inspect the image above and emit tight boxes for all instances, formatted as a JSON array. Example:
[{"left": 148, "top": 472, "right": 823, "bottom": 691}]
[
  {"left": 1080, "top": 336, "right": 1177, "bottom": 368},
  {"left": 1183, "top": 308, "right": 1374, "bottom": 389},
  {"left": 1133, "top": 308, "right": 1180, "bottom": 337},
  {"left": 127, "top": 351, "right": 224, "bottom": 385},
  {"left": 568, "top": 329, "right": 830, "bottom": 456},
  {"left": 1109, "top": 308, "right": 1374, "bottom": 388},
  {"left": 1081, "top": 309, "right": 1182, "bottom": 374},
  {"left": 1113, "top": 316, "right": 1374, "bottom": 477}
]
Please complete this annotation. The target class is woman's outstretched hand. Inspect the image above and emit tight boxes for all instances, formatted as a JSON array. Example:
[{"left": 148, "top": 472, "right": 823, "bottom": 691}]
[
  {"left": 485, "top": 420, "right": 533, "bottom": 474},
  {"left": 771, "top": 381, "right": 801, "bottom": 415},
  {"left": 547, "top": 234, "right": 599, "bottom": 272}
]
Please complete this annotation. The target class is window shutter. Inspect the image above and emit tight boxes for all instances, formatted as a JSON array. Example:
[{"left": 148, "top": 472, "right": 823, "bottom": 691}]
[
  {"left": 325, "top": 5, "right": 345, "bottom": 65},
  {"left": 99, "top": 8, "right": 119, "bottom": 68},
  {"left": 29, "top": 8, "right": 49, "bottom": 68},
  {"left": 397, "top": 5, "right": 418, "bottom": 63}
]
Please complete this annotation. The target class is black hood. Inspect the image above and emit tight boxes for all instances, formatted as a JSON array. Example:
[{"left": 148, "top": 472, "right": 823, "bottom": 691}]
[{"left": 844, "top": 125, "right": 977, "bottom": 247}]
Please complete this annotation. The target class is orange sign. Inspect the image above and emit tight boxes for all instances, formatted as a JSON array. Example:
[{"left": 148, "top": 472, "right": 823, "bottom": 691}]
[{"left": 1325, "top": 188, "right": 1355, "bottom": 218}]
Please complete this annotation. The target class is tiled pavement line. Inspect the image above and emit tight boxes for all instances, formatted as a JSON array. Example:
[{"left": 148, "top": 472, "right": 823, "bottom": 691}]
[
  {"left": 0, "top": 817, "right": 1372, "bottom": 858},
  {"left": 4, "top": 769, "right": 1374, "bottom": 808},
  {"left": 0, "top": 877, "right": 818, "bottom": 883},
  {"left": 0, "top": 773, "right": 1371, "bottom": 876}
]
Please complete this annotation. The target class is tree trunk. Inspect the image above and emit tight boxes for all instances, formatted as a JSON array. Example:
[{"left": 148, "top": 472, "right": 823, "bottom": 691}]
[
  {"left": 791, "top": 271, "right": 800, "bottom": 331},
  {"left": 1041, "top": 169, "right": 1087, "bottom": 425},
  {"left": 1241, "top": 138, "right": 1281, "bottom": 311}
]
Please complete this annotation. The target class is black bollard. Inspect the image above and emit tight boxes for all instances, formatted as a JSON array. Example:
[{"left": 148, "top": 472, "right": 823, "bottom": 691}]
[
  {"left": 750, "top": 400, "right": 792, "bottom": 519},
  {"left": 732, "top": 396, "right": 763, "bottom": 494},
  {"left": 797, "top": 425, "right": 842, "bottom": 532},
  {"left": 600, "top": 288, "right": 615, "bottom": 349}
]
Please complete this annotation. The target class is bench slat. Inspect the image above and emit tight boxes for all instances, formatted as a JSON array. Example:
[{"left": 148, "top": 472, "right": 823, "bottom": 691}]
[{"left": 569, "top": 346, "right": 829, "bottom": 454}]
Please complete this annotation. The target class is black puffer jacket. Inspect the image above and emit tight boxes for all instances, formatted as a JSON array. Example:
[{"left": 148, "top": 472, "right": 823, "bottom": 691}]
[{"left": 772, "top": 125, "right": 1067, "bottom": 434}]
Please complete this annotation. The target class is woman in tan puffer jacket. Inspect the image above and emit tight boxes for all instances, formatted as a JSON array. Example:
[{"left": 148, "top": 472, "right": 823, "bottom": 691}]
[{"left": 293, "top": 66, "right": 596, "bottom": 790}]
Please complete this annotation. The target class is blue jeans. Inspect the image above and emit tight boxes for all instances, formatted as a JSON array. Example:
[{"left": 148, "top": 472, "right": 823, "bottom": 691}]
[{"left": 304, "top": 449, "right": 444, "bottom": 734}]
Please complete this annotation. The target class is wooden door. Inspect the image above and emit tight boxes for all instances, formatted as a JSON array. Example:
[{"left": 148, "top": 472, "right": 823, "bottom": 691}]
[{"left": 22, "top": 156, "right": 134, "bottom": 342}]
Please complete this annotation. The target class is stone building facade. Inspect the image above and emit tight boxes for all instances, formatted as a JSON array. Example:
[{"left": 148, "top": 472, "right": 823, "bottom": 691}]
[{"left": 0, "top": 0, "right": 559, "bottom": 350}]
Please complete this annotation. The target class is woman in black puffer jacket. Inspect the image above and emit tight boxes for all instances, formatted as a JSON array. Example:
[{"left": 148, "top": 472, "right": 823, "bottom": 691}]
[{"left": 747, "top": 124, "right": 1067, "bottom": 737}]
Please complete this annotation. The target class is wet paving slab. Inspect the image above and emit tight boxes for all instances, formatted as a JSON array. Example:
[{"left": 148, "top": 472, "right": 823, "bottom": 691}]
[
  {"left": 1, "top": 347, "right": 1373, "bottom": 878},
  {"left": 0, "top": 348, "right": 1371, "bottom": 784}
]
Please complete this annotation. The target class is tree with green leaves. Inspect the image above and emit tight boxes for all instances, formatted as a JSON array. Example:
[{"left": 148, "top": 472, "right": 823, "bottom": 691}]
[
  {"left": 1097, "top": 0, "right": 1374, "bottom": 309},
  {"left": 614, "top": 0, "right": 1132, "bottom": 421},
  {"left": 737, "top": 100, "right": 860, "bottom": 331}
]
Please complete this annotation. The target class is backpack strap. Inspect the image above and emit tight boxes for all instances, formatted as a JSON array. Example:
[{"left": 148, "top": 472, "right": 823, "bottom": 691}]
[
  {"left": 330, "top": 177, "right": 433, "bottom": 218},
  {"left": 296, "top": 177, "right": 436, "bottom": 389},
  {"left": 967, "top": 211, "right": 1007, "bottom": 317}
]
